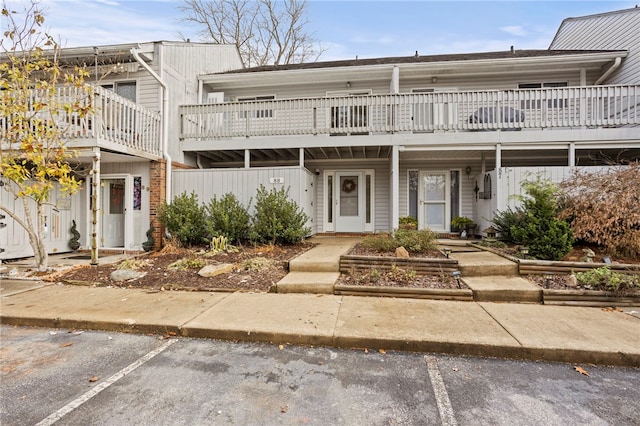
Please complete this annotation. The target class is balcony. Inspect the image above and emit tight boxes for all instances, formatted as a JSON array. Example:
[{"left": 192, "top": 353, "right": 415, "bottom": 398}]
[
  {"left": 179, "top": 85, "right": 639, "bottom": 141},
  {"left": 1, "top": 86, "right": 162, "bottom": 159}
]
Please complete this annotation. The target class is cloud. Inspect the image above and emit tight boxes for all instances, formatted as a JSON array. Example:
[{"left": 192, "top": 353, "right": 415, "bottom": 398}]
[{"left": 500, "top": 26, "right": 528, "bottom": 37}]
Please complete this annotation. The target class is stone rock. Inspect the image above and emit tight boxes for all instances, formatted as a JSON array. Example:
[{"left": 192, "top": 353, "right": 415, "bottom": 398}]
[
  {"left": 567, "top": 274, "right": 578, "bottom": 288},
  {"left": 198, "top": 263, "right": 234, "bottom": 278},
  {"left": 110, "top": 269, "right": 146, "bottom": 282},
  {"left": 395, "top": 246, "right": 410, "bottom": 258}
]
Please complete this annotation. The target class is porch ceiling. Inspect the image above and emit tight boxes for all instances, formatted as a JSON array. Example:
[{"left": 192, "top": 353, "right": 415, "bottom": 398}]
[{"left": 196, "top": 146, "right": 393, "bottom": 166}]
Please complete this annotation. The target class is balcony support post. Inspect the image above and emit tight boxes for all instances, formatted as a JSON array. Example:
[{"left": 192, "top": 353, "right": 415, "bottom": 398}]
[
  {"left": 244, "top": 149, "right": 250, "bottom": 169},
  {"left": 299, "top": 148, "right": 305, "bottom": 168},
  {"left": 568, "top": 142, "right": 576, "bottom": 167},
  {"left": 390, "top": 145, "right": 400, "bottom": 231}
]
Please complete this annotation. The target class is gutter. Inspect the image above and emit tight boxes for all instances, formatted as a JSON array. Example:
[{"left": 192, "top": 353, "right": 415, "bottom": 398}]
[
  {"left": 595, "top": 56, "right": 622, "bottom": 85},
  {"left": 130, "top": 44, "right": 172, "bottom": 203}
]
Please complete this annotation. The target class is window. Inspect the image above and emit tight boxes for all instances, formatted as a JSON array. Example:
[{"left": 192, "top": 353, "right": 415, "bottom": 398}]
[
  {"left": 328, "top": 91, "right": 371, "bottom": 133},
  {"left": 237, "top": 95, "right": 275, "bottom": 119},
  {"left": 103, "top": 81, "right": 137, "bottom": 102},
  {"left": 408, "top": 170, "right": 419, "bottom": 219},
  {"left": 519, "top": 82, "right": 568, "bottom": 109}
]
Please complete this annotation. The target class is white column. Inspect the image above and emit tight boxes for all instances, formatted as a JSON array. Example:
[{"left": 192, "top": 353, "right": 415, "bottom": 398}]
[
  {"left": 391, "top": 145, "right": 400, "bottom": 231},
  {"left": 568, "top": 142, "right": 576, "bottom": 167},
  {"left": 90, "top": 148, "right": 100, "bottom": 265},
  {"left": 299, "top": 148, "right": 305, "bottom": 168},
  {"left": 244, "top": 149, "right": 250, "bottom": 169},
  {"left": 495, "top": 143, "right": 502, "bottom": 170}
]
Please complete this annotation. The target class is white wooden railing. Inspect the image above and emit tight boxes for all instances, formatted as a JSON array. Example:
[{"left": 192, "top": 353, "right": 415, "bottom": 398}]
[
  {"left": 179, "top": 85, "right": 639, "bottom": 139},
  {"left": 0, "top": 86, "right": 162, "bottom": 157}
]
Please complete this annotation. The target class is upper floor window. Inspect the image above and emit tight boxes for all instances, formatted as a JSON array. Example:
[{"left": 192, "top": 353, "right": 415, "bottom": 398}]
[
  {"left": 102, "top": 81, "right": 137, "bottom": 102},
  {"left": 518, "top": 82, "right": 567, "bottom": 109},
  {"left": 237, "top": 95, "right": 275, "bottom": 118}
]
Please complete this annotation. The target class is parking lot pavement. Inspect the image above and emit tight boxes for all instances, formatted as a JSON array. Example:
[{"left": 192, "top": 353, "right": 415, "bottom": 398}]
[{"left": 2, "top": 325, "right": 639, "bottom": 425}]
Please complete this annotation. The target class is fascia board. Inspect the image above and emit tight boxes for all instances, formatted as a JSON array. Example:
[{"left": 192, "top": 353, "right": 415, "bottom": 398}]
[{"left": 200, "top": 51, "right": 626, "bottom": 89}]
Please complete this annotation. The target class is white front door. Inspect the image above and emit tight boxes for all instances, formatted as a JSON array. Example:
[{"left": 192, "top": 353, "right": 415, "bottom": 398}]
[
  {"left": 335, "top": 172, "right": 365, "bottom": 232},
  {"left": 101, "top": 176, "right": 131, "bottom": 248},
  {"left": 419, "top": 171, "right": 450, "bottom": 232}
]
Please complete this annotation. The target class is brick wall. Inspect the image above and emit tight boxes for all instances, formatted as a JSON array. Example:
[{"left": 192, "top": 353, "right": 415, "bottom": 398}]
[{"left": 149, "top": 160, "right": 166, "bottom": 250}]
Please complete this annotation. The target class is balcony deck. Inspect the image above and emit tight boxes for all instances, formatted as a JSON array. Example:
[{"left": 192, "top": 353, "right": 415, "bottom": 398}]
[
  {"left": 1, "top": 86, "right": 162, "bottom": 160},
  {"left": 179, "top": 85, "right": 639, "bottom": 145}
]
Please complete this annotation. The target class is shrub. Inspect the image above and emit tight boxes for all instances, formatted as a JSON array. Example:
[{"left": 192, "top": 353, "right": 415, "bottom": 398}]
[
  {"left": 360, "top": 229, "right": 437, "bottom": 254},
  {"left": 361, "top": 233, "right": 398, "bottom": 252},
  {"left": 249, "top": 185, "right": 310, "bottom": 245},
  {"left": 576, "top": 266, "right": 640, "bottom": 294},
  {"left": 559, "top": 163, "right": 640, "bottom": 257},
  {"left": 492, "top": 206, "right": 527, "bottom": 244},
  {"left": 205, "top": 193, "right": 250, "bottom": 244},
  {"left": 158, "top": 192, "right": 209, "bottom": 246},
  {"left": 508, "top": 178, "right": 573, "bottom": 260},
  {"left": 394, "top": 228, "right": 437, "bottom": 253}
]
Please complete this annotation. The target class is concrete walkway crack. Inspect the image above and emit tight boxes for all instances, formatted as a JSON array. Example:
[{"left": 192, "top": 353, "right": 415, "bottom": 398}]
[{"left": 477, "top": 302, "right": 524, "bottom": 346}]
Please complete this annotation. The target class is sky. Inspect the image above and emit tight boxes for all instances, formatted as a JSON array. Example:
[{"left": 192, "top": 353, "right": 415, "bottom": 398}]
[{"left": 4, "top": 0, "right": 638, "bottom": 61}]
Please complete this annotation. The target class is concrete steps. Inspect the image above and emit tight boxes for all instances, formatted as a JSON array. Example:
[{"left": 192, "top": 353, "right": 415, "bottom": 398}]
[
  {"left": 462, "top": 276, "right": 542, "bottom": 303},
  {"left": 276, "top": 237, "right": 360, "bottom": 294},
  {"left": 451, "top": 251, "right": 519, "bottom": 277}
]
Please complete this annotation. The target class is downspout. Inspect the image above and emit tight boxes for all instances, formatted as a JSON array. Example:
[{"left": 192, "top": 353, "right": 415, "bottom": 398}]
[
  {"left": 595, "top": 57, "right": 622, "bottom": 85},
  {"left": 131, "top": 45, "right": 171, "bottom": 203}
]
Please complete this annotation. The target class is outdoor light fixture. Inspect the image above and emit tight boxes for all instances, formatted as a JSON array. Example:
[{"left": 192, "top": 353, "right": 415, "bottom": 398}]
[
  {"left": 443, "top": 247, "right": 452, "bottom": 258},
  {"left": 520, "top": 247, "right": 529, "bottom": 258},
  {"left": 452, "top": 271, "right": 461, "bottom": 288},
  {"left": 543, "top": 272, "right": 554, "bottom": 289}
]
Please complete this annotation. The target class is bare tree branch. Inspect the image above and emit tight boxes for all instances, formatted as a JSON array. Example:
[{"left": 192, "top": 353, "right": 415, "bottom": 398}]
[{"left": 180, "top": 0, "right": 326, "bottom": 66}]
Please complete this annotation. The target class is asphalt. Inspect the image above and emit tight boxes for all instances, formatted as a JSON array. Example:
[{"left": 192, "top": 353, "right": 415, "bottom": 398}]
[{"left": 1, "top": 237, "right": 639, "bottom": 367}]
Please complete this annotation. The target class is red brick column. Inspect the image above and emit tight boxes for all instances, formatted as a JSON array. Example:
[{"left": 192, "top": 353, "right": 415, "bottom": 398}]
[{"left": 149, "top": 160, "right": 166, "bottom": 250}]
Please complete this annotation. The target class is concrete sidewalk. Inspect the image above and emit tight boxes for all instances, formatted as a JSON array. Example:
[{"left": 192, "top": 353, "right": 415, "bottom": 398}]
[{"left": 1, "top": 280, "right": 639, "bottom": 367}]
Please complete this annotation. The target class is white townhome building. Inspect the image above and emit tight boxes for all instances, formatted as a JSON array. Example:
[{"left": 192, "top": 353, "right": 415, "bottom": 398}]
[{"left": 1, "top": 7, "right": 638, "bottom": 260}]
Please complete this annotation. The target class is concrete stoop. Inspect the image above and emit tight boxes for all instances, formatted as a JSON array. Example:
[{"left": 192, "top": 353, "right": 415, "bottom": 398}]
[
  {"left": 452, "top": 251, "right": 519, "bottom": 277},
  {"left": 463, "top": 276, "right": 542, "bottom": 303},
  {"left": 275, "top": 272, "right": 340, "bottom": 294}
]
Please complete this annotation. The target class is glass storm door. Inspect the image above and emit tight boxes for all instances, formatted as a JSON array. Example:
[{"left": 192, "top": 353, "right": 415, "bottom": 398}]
[
  {"left": 101, "top": 177, "right": 126, "bottom": 247},
  {"left": 419, "top": 171, "right": 450, "bottom": 232},
  {"left": 335, "top": 172, "right": 364, "bottom": 232}
]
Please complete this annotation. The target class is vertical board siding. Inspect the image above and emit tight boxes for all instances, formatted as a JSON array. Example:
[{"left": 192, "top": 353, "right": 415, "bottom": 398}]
[{"left": 172, "top": 166, "right": 308, "bottom": 221}]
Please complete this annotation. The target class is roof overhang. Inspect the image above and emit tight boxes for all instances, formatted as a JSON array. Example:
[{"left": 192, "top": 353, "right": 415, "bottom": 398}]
[{"left": 199, "top": 51, "right": 627, "bottom": 89}]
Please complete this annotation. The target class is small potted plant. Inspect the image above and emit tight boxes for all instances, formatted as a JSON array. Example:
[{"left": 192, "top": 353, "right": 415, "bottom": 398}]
[
  {"left": 399, "top": 216, "right": 418, "bottom": 230},
  {"left": 68, "top": 220, "right": 81, "bottom": 251},
  {"left": 142, "top": 224, "right": 155, "bottom": 252},
  {"left": 451, "top": 216, "right": 476, "bottom": 237}
]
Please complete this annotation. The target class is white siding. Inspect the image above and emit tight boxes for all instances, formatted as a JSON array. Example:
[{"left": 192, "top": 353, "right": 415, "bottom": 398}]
[
  {"left": 550, "top": 8, "right": 640, "bottom": 84},
  {"left": 171, "top": 166, "right": 314, "bottom": 232},
  {"left": 1, "top": 183, "right": 85, "bottom": 260}
]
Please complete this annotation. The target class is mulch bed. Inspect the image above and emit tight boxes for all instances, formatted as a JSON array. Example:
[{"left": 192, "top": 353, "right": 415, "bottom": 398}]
[{"left": 56, "top": 243, "right": 314, "bottom": 293}]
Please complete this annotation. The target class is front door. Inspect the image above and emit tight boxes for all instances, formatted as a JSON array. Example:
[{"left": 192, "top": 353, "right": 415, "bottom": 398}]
[
  {"left": 419, "top": 171, "right": 450, "bottom": 232},
  {"left": 101, "top": 177, "right": 127, "bottom": 248},
  {"left": 335, "top": 172, "right": 364, "bottom": 232}
]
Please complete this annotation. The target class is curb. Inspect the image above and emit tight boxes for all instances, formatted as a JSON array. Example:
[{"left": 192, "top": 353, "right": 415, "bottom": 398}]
[{"left": 2, "top": 313, "right": 638, "bottom": 367}]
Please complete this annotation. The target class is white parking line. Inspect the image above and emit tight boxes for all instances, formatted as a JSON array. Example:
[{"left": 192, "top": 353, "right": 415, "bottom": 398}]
[
  {"left": 36, "top": 338, "right": 178, "bottom": 426},
  {"left": 425, "top": 355, "right": 458, "bottom": 426}
]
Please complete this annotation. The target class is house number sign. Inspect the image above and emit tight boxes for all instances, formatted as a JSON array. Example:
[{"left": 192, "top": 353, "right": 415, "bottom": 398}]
[{"left": 269, "top": 177, "right": 285, "bottom": 184}]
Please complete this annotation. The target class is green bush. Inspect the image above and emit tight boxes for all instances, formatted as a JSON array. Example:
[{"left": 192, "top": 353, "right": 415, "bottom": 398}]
[
  {"left": 158, "top": 192, "right": 209, "bottom": 246},
  {"left": 394, "top": 228, "right": 437, "bottom": 253},
  {"left": 361, "top": 233, "right": 398, "bottom": 252},
  {"left": 492, "top": 206, "right": 527, "bottom": 243},
  {"left": 249, "top": 185, "right": 310, "bottom": 245},
  {"left": 508, "top": 179, "right": 573, "bottom": 260},
  {"left": 205, "top": 193, "right": 250, "bottom": 244},
  {"left": 361, "top": 229, "right": 437, "bottom": 254},
  {"left": 576, "top": 266, "right": 640, "bottom": 293}
]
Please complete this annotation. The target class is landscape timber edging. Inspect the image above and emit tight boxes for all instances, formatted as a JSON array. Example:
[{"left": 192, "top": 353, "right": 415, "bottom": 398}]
[
  {"left": 542, "top": 289, "right": 640, "bottom": 306},
  {"left": 334, "top": 284, "right": 473, "bottom": 301},
  {"left": 339, "top": 254, "right": 458, "bottom": 275},
  {"left": 470, "top": 243, "right": 640, "bottom": 275}
]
